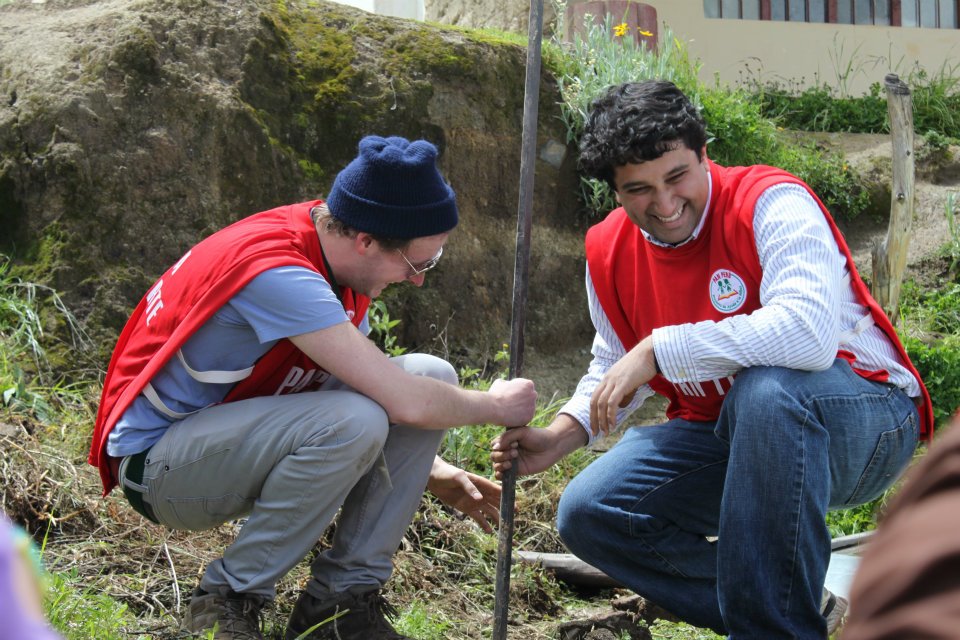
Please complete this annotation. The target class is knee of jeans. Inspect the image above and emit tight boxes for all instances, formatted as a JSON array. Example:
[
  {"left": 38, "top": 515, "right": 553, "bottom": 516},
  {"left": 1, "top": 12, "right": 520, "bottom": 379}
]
[
  {"left": 396, "top": 353, "right": 458, "bottom": 386},
  {"left": 725, "top": 366, "right": 798, "bottom": 416},
  {"left": 557, "top": 482, "right": 603, "bottom": 554}
]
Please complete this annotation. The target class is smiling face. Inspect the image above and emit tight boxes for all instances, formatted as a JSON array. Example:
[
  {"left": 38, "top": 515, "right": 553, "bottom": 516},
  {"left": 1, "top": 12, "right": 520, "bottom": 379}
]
[
  {"left": 612, "top": 144, "right": 710, "bottom": 245},
  {"left": 349, "top": 232, "right": 449, "bottom": 298}
]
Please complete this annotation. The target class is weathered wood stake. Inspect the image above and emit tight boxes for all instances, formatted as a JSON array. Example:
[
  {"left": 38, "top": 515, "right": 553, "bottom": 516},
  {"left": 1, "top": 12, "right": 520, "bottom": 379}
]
[
  {"left": 493, "top": 0, "right": 544, "bottom": 638},
  {"left": 871, "top": 73, "right": 915, "bottom": 324}
]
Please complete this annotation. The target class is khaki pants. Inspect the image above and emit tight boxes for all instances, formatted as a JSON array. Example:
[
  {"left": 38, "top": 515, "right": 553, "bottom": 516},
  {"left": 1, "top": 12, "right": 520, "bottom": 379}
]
[{"left": 139, "top": 354, "right": 454, "bottom": 598}]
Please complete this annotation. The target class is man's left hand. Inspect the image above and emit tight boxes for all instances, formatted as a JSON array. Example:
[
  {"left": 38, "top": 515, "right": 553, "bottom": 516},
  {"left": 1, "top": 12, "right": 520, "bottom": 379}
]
[
  {"left": 427, "top": 457, "right": 501, "bottom": 533},
  {"left": 591, "top": 335, "right": 658, "bottom": 436}
]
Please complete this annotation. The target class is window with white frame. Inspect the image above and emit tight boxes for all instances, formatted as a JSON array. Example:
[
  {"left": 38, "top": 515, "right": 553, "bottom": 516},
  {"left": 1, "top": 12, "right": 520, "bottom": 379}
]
[{"left": 703, "top": 0, "right": 958, "bottom": 27}]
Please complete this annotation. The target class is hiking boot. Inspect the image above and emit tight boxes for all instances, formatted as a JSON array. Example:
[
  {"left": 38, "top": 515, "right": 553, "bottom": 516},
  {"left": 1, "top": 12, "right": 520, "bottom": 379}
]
[
  {"left": 181, "top": 587, "right": 265, "bottom": 639},
  {"left": 821, "top": 588, "right": 849, "bottom": 637},
  {"left": 285, "top": 586, "right": 412, "bottom": 640}
]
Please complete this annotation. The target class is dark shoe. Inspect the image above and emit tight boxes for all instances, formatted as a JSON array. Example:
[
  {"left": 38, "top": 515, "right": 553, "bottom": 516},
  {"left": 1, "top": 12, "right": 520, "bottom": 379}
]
[
  {"left": 181, "top": 588, "right": 265, "bottom": 639},
  {"left": 285, "top": 586, "right": 412, "bottom": 639},
  {"left": 821, "top": 589, "right": 848, "bottom": 637}
]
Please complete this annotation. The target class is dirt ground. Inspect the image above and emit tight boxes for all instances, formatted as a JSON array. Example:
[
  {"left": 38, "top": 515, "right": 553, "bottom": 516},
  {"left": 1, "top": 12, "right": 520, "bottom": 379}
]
[{"left": 4, "top": 132, "right": 957, "bottom": 640}]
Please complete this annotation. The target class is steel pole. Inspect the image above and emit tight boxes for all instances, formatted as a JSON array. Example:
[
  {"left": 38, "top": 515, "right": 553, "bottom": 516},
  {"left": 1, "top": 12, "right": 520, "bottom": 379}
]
[{"left": 493, "top": 0, "right": 544, "bottom": 637}]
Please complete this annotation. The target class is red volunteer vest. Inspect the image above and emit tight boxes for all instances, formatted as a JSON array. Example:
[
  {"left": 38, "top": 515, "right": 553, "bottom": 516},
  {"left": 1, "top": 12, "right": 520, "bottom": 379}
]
[
  {"left": 89, "top": 201, "right": 370, "bottom": 493},
  {"left": 586, "top": 161, "right": 933, "bottom": 439}
]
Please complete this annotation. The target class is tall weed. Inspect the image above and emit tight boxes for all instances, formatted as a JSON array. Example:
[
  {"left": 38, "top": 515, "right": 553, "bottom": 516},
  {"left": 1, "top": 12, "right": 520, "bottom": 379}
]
[
  {"left": 553, "top": 11, "right": 702, "bottom": 215},
  {"left": 550, "top": 11, "right": 868, "bottom": 219},
  {"left": 944, "top": 192, "right": 960, "bottom": 277},
  {"left": 754, "top": 65, "right": 960, "bottom": 139},
  {"left": 0, "top": 256, "right": 95, "bottom": 426},
  {"left": 46, "top": 570, "right": 134, "bottom": 640},
  {"left": 903, "top": 334, "right": 960, "bottom": 429}
]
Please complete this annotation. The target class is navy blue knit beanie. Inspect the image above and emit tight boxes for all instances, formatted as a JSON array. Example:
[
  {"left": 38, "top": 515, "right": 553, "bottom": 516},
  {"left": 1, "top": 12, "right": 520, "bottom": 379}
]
[{"left": 326, "top": 136, "right": 459, "bottom": 239}]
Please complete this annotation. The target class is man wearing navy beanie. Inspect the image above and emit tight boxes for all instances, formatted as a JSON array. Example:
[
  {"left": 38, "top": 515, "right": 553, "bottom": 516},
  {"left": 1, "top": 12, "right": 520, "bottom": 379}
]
[
  {"left": 327, "top": 135, "right": 459, "bottom": 239},
  {"left": 91, "top": 136, "right": 537, "bottom": 640}
]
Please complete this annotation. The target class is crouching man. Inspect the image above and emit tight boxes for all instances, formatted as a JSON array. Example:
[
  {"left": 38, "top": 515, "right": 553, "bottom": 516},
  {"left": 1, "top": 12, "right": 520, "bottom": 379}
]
[{"left": 89, "top": 135, "right": 537, "bottom": 639}]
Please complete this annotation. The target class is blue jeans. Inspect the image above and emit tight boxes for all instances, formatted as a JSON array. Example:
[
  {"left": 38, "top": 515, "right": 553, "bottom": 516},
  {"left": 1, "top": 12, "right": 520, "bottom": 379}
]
[{"left": 557, "top": 360, "right": 919, "bottom": 639}]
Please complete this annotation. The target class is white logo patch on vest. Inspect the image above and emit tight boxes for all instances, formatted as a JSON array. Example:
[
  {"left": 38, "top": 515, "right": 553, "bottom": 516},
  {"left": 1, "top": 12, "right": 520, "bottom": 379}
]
[{"left": 709, "top": 269, "right": 747, "bottom": 313}]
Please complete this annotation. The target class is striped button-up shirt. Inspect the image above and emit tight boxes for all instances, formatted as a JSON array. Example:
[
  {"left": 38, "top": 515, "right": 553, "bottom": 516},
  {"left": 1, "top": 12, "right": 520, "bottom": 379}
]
[{"left": 561, "top": 182, "right": 921, "bottom": 443}]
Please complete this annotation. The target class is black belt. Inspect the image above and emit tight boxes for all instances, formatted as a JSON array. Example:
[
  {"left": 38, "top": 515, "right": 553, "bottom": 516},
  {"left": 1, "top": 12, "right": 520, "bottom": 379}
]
[{"left": 121, "top": 448, "right": 159, "bottom": 524}]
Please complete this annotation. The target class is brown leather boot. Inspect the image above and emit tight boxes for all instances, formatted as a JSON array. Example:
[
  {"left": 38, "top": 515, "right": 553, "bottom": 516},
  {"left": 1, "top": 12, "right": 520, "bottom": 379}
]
[{"left": 181, "top": 587, "right": 265, "bottom": 639}]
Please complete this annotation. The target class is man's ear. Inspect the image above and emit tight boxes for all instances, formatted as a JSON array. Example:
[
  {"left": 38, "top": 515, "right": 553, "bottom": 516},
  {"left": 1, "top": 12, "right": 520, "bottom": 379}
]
[{"left": 355, "top": 232, "right": 375, "bottom": 255}]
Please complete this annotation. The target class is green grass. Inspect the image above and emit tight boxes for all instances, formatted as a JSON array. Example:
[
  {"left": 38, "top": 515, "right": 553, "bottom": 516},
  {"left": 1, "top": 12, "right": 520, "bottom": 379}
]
[
  {"left": 650, "top": 620, "right": 723, "bottom": 639},
  {"left": 753, "top": 65, "right": 960, "bottom": 140},
  {"left": 2, "top": 16, "right": 959, "bottom": 634},
  {"left": 395, "top": 600, "right": 454, "bottom": 639},
  {"left": 943, "top": 192, "right": 960, "bottom": 278},
  {"left": 0, "top": 255, "right": 96, "bottom": 426},
  {"left": 46, "top": 571, "right": 137, "bottom": 639}
]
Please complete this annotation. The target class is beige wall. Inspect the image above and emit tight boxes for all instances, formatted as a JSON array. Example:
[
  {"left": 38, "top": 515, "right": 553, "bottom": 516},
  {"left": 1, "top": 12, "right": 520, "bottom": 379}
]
[{"left": 651, "top": 4, "right": 960, "bottom": 95}]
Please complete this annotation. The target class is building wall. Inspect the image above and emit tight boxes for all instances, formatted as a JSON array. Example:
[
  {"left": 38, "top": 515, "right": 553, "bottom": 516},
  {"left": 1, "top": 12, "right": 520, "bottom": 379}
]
[
  {"left": 651, "top": 4, "right": 960, "bottom": 95},
  {"left": 337, "top": 0, "right": 956, "bottom": 95}
]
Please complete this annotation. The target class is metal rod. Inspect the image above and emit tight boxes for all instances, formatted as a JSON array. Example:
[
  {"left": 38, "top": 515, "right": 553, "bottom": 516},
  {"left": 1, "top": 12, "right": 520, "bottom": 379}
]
[{"left": 493, "top": 0, "right": 544, "bottom": 637}]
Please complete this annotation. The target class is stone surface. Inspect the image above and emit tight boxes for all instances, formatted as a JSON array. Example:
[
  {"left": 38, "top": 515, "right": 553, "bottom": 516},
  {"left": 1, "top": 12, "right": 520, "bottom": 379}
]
[
  {"left": 425, "top": 0, "right": 558, "bottom": 37},
  {"left": 0, "top": 0, "right": 591, "bottom": 367}
]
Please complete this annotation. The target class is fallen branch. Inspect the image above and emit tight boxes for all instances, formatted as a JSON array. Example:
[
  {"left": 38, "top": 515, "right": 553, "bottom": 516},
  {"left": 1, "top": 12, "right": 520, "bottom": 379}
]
[{"left": 515, "top": 551, "right": 623, "bottom": 588}]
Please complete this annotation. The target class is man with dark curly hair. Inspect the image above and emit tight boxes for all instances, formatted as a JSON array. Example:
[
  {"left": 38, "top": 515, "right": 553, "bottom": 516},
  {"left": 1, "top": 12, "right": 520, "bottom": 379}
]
[{"left": 493, "top": 80, "right": 932, "bottom": 639}]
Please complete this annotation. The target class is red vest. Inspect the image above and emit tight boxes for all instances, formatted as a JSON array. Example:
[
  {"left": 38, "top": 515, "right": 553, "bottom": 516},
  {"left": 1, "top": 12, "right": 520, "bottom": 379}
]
[
  {"left": 88, "top": 201, "right": 370, "bottom": 493},
  {"left": 586, "top": 161, "right": 933, "bottom": 439}
]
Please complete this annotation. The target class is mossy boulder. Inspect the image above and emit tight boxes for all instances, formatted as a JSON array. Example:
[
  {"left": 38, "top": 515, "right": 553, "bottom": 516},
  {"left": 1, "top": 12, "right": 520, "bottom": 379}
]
[{"left": 0, "top": 0, "right": 590, "bottom": 368}]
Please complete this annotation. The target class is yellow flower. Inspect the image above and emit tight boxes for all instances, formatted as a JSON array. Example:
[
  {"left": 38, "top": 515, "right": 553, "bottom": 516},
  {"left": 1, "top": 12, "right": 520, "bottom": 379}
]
[
  {"left": 613, "top": 22, "right": 628, "bottom": 37},
  {"left": 638, "top": 29, "right": 654, "bottom": 37}
]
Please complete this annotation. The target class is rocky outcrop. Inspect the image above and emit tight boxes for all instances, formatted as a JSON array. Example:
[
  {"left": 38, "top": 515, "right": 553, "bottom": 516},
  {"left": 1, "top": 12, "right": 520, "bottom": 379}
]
[
  {"left": 425, "top": 0, "right": 558, "bottom": 37},
  {"left": 0, "top": 0, "right": 590, "bottom": 367}
]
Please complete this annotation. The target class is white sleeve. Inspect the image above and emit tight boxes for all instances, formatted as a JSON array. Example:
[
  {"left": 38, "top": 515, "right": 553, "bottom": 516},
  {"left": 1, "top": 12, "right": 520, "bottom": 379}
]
[
  {"left": 653, "top": 183, "right": 844, "bottom": 383},
  {"left": 559, "top": 264, "right": 655, "bottom": 445}
]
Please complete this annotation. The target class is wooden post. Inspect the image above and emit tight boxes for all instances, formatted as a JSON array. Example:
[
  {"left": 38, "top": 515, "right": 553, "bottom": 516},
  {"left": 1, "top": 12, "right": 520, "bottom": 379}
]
[
  {"left": 871, "top": 74, "right": 915, "bottom": 325},
  {"left": 493, "top": 0, "right": 544, "bottom": 637}
]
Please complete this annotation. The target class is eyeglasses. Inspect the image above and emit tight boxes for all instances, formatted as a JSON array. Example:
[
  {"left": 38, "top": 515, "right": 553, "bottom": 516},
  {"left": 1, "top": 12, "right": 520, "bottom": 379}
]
[{"left": 397, "top": 246, "right": 443, "bottom": 277}]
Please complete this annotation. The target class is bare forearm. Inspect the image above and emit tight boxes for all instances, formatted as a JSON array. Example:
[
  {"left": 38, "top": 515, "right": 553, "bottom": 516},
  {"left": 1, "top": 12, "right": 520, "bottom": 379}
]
[
  {"left": 547, "top": 413, "right": 590, "bottom": 456},
  {"left": 393, "top": 377, "right": 512, "bottom": 428},
  {"left": 291, "top": 323, "right": 535, "bottom": 430},
  {"left": 491, "top": 413, "right": 588, "bottom": 478}
]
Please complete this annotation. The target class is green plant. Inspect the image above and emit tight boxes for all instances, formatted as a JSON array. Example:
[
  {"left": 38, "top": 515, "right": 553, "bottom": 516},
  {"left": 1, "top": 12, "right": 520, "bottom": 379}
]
[
  {"left": 394, "top": 599, "right": 452, "bottom": 639},
  {"left": 46, "top": 570, "right": 134, "bottom": 639},
  {"left": 0, "top": 256, "right": 94, "bottom": 422},
  {"left": 944, "top": 192, "right": 960, "bottom": 277},
  {"left": 922, "top": 128, "right": 953, "bottom": 152},
  {"left": 897, "top": 276, "right": 960, "bottom": 430},
  {"left": 367, "top": 299, "right": 407, "bottom": 357},
  {"left": 439, "top": 393, "right": 570, "bottom": 479},
  {"left": 650, "top": 619, "right": 723, "bottom": 639},
  {"left": 900, "top": 282, "right": 960, "bottom": 336},
  {"left": 903, "top": 334, "right": 960, "bottom": 430},
  {"left": 550, "top": 14, "right": 868, "bottom": 220},
  {"left": 552, "top": 12, "right": 702, "bottom": 215},
  {"left": 825, "top": 495, "right": 884, "bottom": 538},
  {"left": 752, "top": 62, "right": 960, "bottom": 140},
  {"left": 776, "top": 143, "right": 870, "bottom": 221}
]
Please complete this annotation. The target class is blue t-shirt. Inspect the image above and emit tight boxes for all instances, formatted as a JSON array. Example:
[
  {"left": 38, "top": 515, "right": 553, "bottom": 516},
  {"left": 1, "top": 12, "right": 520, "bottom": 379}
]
[{"left": 106, "top": 266, "right": 369, "bottom": 457}]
